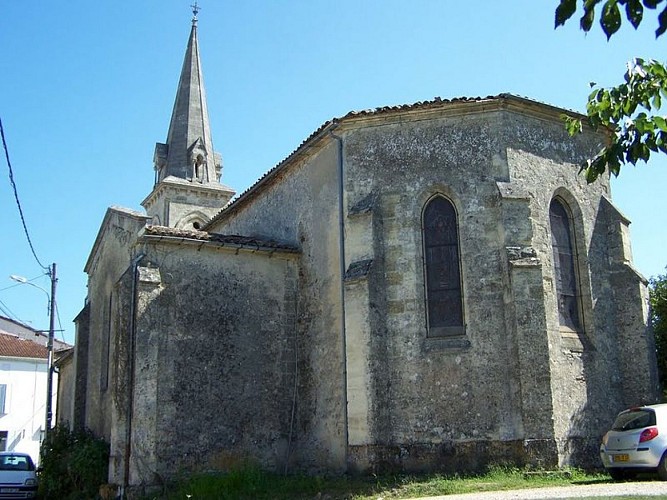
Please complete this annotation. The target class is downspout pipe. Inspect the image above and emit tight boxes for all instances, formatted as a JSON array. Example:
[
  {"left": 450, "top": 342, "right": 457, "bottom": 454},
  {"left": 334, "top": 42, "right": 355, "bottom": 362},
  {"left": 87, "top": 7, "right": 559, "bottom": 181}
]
[
  {"left": 329, "top": 125, "right": 349, "bottom": 470},
  {"left": 122, "top": 252, "right": 146, "bottom": 494}
]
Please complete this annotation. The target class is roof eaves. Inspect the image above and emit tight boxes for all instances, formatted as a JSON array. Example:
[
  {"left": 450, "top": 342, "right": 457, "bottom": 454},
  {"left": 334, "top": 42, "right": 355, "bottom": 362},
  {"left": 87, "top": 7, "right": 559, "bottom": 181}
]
[
  {"left": 204, "top": 119, "right": 339, "bottom": 229},
  {"left": 204, "top": 93, "right": 591, "bottom": 229},
  {"left": 139, "top": 225, "right": 299, "bottom": 255}
]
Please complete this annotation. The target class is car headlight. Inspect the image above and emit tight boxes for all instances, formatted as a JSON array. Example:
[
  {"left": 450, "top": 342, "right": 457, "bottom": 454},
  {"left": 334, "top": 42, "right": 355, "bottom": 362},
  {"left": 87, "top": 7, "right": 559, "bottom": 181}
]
[{"left": 24, "top": 478, "right": 37, "bottom": 486}]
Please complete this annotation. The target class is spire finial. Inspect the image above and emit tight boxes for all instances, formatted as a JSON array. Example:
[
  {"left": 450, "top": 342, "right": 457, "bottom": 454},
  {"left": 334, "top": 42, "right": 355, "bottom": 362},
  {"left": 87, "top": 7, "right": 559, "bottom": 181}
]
[{"left": 191, "top": 2, "right": 200, "bottom": 24}]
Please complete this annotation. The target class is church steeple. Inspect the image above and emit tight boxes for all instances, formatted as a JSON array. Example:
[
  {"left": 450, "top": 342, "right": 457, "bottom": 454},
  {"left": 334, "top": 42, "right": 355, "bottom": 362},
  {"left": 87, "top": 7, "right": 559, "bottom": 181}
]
[
  {"left": 142, "top": 6, "right": 234, "bottom": 229},
  {"left": 154, "top": 4, "right": 220, "bottom": 184}
]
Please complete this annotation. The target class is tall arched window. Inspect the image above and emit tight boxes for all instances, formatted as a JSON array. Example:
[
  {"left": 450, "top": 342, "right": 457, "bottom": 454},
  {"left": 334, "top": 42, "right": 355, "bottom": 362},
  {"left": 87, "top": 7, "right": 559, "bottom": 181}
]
[
  {"left": 549, "top": 198, "right": 582, "bottom": 332},
  {"left": 423, "top": 196, "right": 464, "bottom": 337}
]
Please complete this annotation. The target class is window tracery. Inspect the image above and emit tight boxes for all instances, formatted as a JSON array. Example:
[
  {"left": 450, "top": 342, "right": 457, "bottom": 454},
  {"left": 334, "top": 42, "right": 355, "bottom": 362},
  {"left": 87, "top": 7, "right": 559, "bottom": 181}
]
[
  {"left": 549, "top": 198, "right": 582, "bottom": 332},
  {"left": 423, "top": 196, "right": 464, "bottom": 337}
]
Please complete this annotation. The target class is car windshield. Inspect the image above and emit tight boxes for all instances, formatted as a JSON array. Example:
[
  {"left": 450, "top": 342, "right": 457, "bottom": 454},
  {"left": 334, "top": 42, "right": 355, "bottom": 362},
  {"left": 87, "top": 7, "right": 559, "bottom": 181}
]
[
  {"left": 0, "top": 455, "right": 35, "bottom": 471},
  {"left": 611, "top": 409, "right": 656, "bottom": 431}
]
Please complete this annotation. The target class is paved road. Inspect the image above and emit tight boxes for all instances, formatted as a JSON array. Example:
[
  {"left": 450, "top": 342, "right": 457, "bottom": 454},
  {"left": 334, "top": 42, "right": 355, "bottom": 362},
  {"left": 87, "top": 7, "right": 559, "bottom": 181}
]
[{"left": 413, "top": 481, "right": 667, "bottom": 499}]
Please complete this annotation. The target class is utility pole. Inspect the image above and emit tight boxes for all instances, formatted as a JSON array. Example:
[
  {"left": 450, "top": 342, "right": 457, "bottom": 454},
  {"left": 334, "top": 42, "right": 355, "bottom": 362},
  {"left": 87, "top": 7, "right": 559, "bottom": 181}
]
[
  {"left": 45, "top": 262, "right": 57, "bottom": 438},
  {"left": 9, "top": 265, "right": 58, "bottom": 439}
]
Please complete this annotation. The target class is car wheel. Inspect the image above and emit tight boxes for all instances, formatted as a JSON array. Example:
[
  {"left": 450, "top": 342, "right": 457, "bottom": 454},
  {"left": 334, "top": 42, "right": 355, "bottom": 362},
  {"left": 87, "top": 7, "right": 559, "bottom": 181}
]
[{"left": 658, "top": 452, "right": 667, "bottom": 481}]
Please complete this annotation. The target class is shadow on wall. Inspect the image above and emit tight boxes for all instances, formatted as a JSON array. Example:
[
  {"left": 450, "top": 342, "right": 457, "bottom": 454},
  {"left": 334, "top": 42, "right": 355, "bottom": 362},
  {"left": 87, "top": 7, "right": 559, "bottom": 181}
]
[
  {"left": 562, "top": 400, "right": 603, "bottom": 470},
  {"left": 561, "top": 196, "right": 661, "bottom": 470}
]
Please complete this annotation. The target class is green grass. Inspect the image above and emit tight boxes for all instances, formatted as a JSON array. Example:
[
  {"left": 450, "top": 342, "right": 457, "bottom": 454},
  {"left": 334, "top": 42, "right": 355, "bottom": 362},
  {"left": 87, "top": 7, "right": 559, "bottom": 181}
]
[{"left": 144, "top": 466, "right": 620, "bottom": 500}]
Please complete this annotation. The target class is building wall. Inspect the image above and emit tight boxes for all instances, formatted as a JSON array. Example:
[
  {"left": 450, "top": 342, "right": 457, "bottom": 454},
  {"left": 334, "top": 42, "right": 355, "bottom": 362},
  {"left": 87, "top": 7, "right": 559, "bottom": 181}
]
[
  {"left": 337, "top": 107, "right": 657, "bottom": 471},
  {"left": 83, "top": 209, "right": 148, "bottom": 441},
  {"left": 55, "top": 353, "right": 75, "bottom": 429},
  {"left": 72, "top": 304, "right": 90, "bottom": 430},
  {"left": 341, "top": 110, "right": 528, "bottom": 471},
  {"left": 142, "top": 179, "right": 233, "bottom": 228},
  {"left": 106, "top": 242, "right": 299, "bottom": 485},
  {"left": 501, "top": 116, "right": 616, "bottom": 465},
  {"left": 0, "top": 357, "right": 52, "bottom": 463},
  {"left": 0, "top": 318, "right": 69, "bottom": 462},
  {"left": 209, "top": 142, "right": 348, "bottom": 473},
  {"left": 80, "top": 102, "right": 659, "bottom": 485},
  {"left": 502, "top": 114, "right": 657, "bottom": 464}
]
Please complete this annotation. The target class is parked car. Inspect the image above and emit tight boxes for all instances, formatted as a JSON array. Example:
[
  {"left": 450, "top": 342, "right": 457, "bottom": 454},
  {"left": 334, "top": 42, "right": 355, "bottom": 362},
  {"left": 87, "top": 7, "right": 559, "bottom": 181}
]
[
  {"left": 600, "top": 403, "right": 667, "bottom": 480},
  {"left": 0, "top": 452, "right": 38, "bottom": 499}
]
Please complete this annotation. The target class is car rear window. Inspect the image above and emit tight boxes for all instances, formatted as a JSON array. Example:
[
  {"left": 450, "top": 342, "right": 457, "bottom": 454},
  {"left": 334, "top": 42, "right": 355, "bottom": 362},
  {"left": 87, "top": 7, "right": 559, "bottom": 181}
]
[
  {"left": 612, "top": 409, "right": 656, "bottom": 431},
  {"left": 0, "top": 455, "right": 35, "bottom": 471}
]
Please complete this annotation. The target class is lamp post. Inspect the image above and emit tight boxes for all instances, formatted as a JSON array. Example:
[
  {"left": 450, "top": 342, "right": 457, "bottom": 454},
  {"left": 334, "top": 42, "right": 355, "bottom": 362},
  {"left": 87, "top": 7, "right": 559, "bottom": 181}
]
[{"left": 10, "top": 263, "right": 57, "bottom": 439}]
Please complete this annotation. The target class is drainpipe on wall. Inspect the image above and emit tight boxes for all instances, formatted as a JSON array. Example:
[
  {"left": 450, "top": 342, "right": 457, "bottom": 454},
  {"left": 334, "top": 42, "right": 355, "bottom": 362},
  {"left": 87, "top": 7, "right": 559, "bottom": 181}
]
[
  {"left": 122, "top": 252, "right": 145, "bottom": 494},
  {"left": 329, "top": 125, "right": 349, "bottom": 470}
]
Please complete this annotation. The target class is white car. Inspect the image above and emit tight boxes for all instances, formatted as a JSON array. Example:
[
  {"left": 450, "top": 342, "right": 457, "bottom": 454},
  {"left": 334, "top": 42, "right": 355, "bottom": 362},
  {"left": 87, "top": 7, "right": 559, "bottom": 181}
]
[
  {"left": 600, "top": 403, "right": 667, "bottom": 480},
  {"left": 0, "top": 452, "right": 38, "bottom": 499}
]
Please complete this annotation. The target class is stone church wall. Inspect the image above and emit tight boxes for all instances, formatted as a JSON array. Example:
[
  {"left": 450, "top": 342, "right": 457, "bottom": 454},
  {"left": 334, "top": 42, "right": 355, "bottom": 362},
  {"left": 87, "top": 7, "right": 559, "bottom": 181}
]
[
  {"left": 202, "top": 105, "right": 657, "bottom": 473},
  {"left": 502, "top": 117, "right": 615, "bottom": 466},
  {"left": 337, "top": 107, "right": 656, "bottom": 471},
  {"left": 502, "top": 114, "right": 657, "bottom": 464},
  {"left": 81, "top": 101, "right": 658, "bottom": 484},
  {"left": 82, "top": 208, "right": 149, "bottom": 442},
  {"left": 111, "top": 241, "right": 300, "bottom": 484},
  {"left": 209, "top": 143, "right": 349, "bottom": 473},
  {"left": 342, "top": 110, "right": 530, "bottom": 471},
  {"left": 72, "top": 304, "right": 90, "bottom": 430}
]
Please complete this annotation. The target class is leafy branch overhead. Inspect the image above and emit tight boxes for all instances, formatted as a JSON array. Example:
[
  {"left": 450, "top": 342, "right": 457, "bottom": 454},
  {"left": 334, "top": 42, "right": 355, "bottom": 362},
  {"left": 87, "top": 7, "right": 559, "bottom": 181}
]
[
  {"left": 555, "top": 0, "right": 667, "bottom": 182},
  {"left": 564, "top": 59, "right": 667, "bottom": 182},
  {"left": 555, "top": 0, "right": 667, "bottom": 39}
]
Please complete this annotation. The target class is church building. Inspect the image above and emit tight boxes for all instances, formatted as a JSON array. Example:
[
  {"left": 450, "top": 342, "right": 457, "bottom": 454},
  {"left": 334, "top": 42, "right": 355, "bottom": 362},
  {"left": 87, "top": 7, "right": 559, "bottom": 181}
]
[{"left": 69, "top": 10, "right": 660, "bottom": 490}]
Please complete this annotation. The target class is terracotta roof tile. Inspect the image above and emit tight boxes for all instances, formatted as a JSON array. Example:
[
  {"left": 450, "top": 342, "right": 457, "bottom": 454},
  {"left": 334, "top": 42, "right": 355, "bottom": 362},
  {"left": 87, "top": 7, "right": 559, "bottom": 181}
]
[
  {"left": 205, "top": 93, "right": 582, "bottom": 229},
  {"left": 143, "top": 225, "right": 299, "bottom": 252},
  {"left": 0, "top": 332, "right": 48, "bottom": 359}
]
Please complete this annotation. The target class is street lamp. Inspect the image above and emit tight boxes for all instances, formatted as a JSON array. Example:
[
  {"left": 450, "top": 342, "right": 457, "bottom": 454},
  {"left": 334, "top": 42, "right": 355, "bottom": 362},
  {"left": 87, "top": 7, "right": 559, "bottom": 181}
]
[{"left": 10, "top": 263, "right": 57, "bottom": 440}]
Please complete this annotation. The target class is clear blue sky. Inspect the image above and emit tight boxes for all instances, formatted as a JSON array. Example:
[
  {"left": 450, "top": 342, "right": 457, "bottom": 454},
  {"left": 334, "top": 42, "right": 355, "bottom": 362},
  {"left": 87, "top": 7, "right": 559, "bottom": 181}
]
[{"left": 1, "top": 1, "right": 665, "bottom": 344}]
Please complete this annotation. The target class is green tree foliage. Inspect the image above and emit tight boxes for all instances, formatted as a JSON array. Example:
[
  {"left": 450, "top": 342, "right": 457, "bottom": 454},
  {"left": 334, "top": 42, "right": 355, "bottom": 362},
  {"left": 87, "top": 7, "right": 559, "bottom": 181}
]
[
  {"left": 650, "top": 271, "right": 667, "bottom": 393},
  {"left": 39, "top": 425, "right": 110, "bottom": 499},
  {"left": 555, "top": 0, "right": 667, "bottom": 39},
  {"left": 555, "top": 0, "right": 667, "bottom": 182}
]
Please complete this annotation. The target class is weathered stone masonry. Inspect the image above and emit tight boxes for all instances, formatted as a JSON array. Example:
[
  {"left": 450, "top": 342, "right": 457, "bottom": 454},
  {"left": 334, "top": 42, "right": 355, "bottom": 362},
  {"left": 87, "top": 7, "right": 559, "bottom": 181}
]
[{"left": 69, "top": 14, "right": 660, "bottom": 490}]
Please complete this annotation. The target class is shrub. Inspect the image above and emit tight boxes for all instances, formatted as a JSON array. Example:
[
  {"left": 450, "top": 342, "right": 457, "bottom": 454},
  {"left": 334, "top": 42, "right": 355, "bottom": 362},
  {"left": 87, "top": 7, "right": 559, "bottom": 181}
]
[
  {"left": 39, "top": 425, "right": 109, "bottom": 499},
  {"left": 650, "top": 271, "right": 667, "bottom": 397}
]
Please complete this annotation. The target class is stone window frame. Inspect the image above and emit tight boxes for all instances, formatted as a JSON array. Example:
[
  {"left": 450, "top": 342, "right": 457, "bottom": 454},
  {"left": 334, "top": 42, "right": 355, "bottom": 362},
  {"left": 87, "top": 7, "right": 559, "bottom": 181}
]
[
  {"left": 175, "top": 211, "right": 209, "bottom": 231},
  {"left": 548, "top": 191, "right": 592, "bottom": 345},
  {"left": 421, "top": 193, "right": 466, "bottom": 339}
]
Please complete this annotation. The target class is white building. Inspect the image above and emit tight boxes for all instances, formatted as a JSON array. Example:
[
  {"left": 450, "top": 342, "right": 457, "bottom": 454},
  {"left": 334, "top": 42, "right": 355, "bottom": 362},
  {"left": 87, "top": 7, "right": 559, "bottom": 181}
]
[{"left": 0, "top": 317, "right": 69, "bottom": 464}]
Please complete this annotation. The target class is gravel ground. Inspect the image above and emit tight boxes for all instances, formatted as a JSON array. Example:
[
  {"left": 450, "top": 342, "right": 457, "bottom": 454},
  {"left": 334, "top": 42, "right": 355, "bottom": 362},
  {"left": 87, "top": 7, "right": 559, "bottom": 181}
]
[{"left": 412, "top": 481, "right": 667, "bottom": 499}]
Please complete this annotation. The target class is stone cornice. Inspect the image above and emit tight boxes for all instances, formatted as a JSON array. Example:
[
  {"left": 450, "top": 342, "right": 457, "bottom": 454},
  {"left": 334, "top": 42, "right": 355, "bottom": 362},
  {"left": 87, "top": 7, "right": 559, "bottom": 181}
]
[{"left": 142, "top": 176, "right": 235, "bottom": 210}]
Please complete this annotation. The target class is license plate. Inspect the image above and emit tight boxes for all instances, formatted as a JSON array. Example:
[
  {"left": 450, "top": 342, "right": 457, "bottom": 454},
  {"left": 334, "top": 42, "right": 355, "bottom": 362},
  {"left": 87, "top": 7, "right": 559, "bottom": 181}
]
[
  {"left": 612, "top": 454, "right": 629, "bottom": 462},
  {"left": 0, "top": 488, "right": 18, "bottom": 493}
]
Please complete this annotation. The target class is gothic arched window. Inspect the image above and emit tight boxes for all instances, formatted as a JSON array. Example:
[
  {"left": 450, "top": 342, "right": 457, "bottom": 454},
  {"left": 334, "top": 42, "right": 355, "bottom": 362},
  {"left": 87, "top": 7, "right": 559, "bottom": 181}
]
[
  {"left": 423, "top": 196, "right": 464, "bottom": 337},
  {"left": 549, "top": 198, "right": 582, "bottom": 332}
]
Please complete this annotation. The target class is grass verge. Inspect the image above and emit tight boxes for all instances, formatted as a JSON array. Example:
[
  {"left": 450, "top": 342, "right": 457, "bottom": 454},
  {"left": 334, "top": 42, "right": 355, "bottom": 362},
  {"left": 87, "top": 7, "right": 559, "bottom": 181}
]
[{"left": 147, "top": 466, "right": 616, "bottom": 500}]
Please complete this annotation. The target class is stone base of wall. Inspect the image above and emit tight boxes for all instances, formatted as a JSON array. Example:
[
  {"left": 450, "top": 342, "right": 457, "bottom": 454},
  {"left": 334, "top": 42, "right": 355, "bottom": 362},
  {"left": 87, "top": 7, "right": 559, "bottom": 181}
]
[
  {"left": 557, "top": 437, "right": 603, "bottom": 470},
  {"left": 348, "top": 439, "right": 559, "bottom": 475}
]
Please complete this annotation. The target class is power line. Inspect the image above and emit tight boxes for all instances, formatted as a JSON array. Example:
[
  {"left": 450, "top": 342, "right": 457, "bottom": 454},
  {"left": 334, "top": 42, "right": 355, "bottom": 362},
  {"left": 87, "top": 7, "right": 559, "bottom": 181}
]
[
  {"left": 54, "top": 301, "right": 66, "bottom": 342},
  {"left": 0, "top": 300, "right": 19, "bottom": 321},
  {"left": 0, "top": 117, "right": 49, "bottom": 271},
  {"left": 0, "top": 273, "right": 48, "bottom": 293}
]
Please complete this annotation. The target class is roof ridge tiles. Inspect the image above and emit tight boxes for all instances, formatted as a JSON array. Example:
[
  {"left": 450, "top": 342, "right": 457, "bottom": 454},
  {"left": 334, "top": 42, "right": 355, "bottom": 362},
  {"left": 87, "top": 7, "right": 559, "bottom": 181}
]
[{"left": 205, "top": 93, "right": 584, "bottom": 229}]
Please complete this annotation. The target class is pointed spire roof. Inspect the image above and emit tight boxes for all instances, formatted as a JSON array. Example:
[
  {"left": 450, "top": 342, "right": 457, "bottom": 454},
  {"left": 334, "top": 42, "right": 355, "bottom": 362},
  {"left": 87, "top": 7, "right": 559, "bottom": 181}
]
[
  {"left": 143, "top": 6, "right": 234, "bottom": 229},
  {"left": 154, "top": 8, "right": 220, "bottom": 184}
]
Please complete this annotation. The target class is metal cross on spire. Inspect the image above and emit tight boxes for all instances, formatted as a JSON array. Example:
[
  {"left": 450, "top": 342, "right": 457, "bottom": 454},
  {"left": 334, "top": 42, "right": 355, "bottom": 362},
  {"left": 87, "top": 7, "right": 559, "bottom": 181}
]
[{"left": 191, "top": 2, "right": 200, "bottom": 24}]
